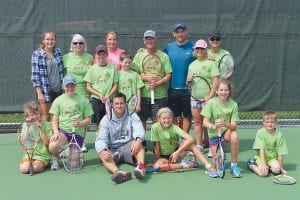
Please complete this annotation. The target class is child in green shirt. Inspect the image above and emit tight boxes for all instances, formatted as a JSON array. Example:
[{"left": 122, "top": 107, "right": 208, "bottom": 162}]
[
  {"left": 247, "top": 111, "right": 288, "bottom": 176},
  {"left": 19, "top": 101, "right": 52, "bottom": 174},
  {"left": 150, "top": 107, "right": 218, "bottom": 177}
]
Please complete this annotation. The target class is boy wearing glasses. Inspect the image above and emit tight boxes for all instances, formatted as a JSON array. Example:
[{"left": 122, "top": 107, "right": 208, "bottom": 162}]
[{"left": 207, "top": 33, "right": 235, "bottom": 79}]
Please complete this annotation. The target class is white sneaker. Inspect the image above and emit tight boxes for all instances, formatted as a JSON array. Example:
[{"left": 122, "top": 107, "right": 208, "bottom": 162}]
[
  {"left": 207, "top": 149, "right": 213, "bottom": 158},
  {"left": 81, "top": 143, "right": 88, "bottom": 152},
  {"left": 51, "top": 156, "right": 61, "bottom": 170},
  {"left": 196, "top": 145, "right": 204, "bottom": 153},
  {"left": 133, "top": 166, "right": 146, "bottom": 179}
]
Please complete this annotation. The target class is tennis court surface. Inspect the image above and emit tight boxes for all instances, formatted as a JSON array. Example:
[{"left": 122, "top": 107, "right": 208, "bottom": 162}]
[{"left": 0, "top": 128, "right": 299, "bottom": 200}]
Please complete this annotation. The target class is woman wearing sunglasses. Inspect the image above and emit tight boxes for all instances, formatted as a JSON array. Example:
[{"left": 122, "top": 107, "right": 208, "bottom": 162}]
[{"left": 63, "top": 34, "right": 94, "bottom": 152}]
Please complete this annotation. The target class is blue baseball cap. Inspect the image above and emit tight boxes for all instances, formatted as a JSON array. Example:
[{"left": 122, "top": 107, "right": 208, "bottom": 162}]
[
  {"left": 173, "top": 23, "right": 187, "bottom": 32},
  {"left": 63, "top": 75, "right": 76, "bottom": 86}
]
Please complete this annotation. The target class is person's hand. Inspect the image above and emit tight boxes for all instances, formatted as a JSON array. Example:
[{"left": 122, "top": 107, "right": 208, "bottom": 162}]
[
  {"left": 169, "top": 151, "right": 180, "bottom": 163},
  {"left": 281, "top": 167, "right": 287, "bottom": 175},
  {"left": 131, "top": 140, "right": 142, "bottom": 155},
  {"left": 215, "top": 118, "right": 226, "bottom": 129},
  {"left": 50, "top": 131, "right": 60, "bottom": 143},
  {"left": 258, "top": 163, "right": 269, "bottom": 176},
  {"left": 72, "top": 118, "right": 80, "bottom": 127},
  {"left": 100, "top": 150, "right": 113, "bottom": 162},
  {"left": 37, "top": 92, "right": 45, "bottom": 103}
]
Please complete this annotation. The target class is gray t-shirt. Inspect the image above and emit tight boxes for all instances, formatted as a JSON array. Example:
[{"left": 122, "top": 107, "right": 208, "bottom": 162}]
[{"left": 47, "top": 57, "right": 61, "bottom": 92}]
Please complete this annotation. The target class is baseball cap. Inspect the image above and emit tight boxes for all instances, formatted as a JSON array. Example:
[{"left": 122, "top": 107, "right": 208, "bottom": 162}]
[
  {"left": 193, "top": 39, "right": 208, "bottom": 49},
  {"left": 63, "top": 75, "right": 76, "bottom": 86},
  {"left": 173, "top": 23, "right": 187, "bottom": 32},
  {"left": 208, "top": 33, "right": 222, "bottom": 40},
  {"left": 143, "top": 30, "right": 156, "bottom": 38},
  {"left": 95, "top": 44, "right": 107, "bottom": 54}
]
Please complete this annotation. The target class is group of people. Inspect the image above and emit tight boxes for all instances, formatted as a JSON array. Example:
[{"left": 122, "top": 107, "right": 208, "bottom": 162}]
[{"left": 20, "top": 23, "right": 288, "bottom": 184}]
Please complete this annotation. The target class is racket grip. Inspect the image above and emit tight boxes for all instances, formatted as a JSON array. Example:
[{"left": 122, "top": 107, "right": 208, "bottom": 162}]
[
  {"left": 146, "top": 167, "right": 160, "bottom": 174},
  {"left": 150, "top": 90, "right": 154, "bottom": 104},
  {"left": 217, "top": 127, "right": 222, "bottom": 136},
  {"left": 29, "top": 162, "right": 33, "bottom": 176}
]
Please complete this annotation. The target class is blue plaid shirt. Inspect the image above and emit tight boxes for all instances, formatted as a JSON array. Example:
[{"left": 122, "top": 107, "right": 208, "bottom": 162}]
[{"left": 31, "top": 48, "right": 64, "bottom": 102}]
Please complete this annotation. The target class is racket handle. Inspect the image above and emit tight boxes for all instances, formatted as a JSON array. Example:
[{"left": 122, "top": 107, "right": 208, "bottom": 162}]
[
  {"left": 150, "top": 90, "right": 154, "bottom": 104},
  {"left": 146, "top": 167, "right": 160, "bottom": 174},
  {"left": 29, "top": 162, "right": 33, "bottom": 176},
  {"left": 217, "top": 127, "right": 222, "bottom": 136}
]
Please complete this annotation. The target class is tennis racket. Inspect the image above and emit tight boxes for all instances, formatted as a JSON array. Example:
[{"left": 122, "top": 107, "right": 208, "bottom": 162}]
[
  {"left": 142, "top": 54, "right": 162, "bottom": 104},
  {"left": 187, "top": 75, "right": 211, "bottom": 101},
  {"left": 214, "top": 128, "right": 226, "bottom": 178},
  {"left": 146, "top": 167, "right": 161, "bottom": 175},
  {"left": 127, "top": 93, "right": 138, "bottom": 115},
  {"left": 272, "top": 174, "right": 296, "bottom": 185},
  {"left": 171, "top": 153, "right": 199, "bottom": 173},
  {"left": 18, "top": 122, "right": 41, "bottom": 176},
  {"left": 105, "top": 98, "right": 112, "bottom": 120},
  {"left": 62, "top": 127, "right": 84, "bottom": 173},
  {"left": 218, "top": 54, "right": 234, "bottom": 80}
]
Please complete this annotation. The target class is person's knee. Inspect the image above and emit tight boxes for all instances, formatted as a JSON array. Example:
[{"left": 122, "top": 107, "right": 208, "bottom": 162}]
[
  {"left": 20, "top": 164, "right": 29, "bottom": 174},
  {"left": 229, "top": 131, "right": 239, "bottom": 144},
  {"left": 270, "top": 164, "right": 281, "bottom": 174},
  {"left": 33, "top": 162, "right": 45, "bottom": 173}
]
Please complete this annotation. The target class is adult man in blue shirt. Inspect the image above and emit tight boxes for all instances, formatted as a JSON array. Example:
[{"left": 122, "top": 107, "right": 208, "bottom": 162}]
[{"left": 164, "top": 23, "right": 194, "bottom": 134}]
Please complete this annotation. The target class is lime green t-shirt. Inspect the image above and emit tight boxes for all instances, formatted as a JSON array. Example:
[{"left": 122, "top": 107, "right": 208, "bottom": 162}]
[
  {"left": 201, "top": 97, "right": 239, "bottom": 138},
  {"left": 187, "top": 59, "right": 219, "bottom": 99},
  {"left": 208, "top": 48, "right": 234, "bottom": 63},
  {"left": 118, "top": 70, "right": 144, "bottom": 100},
  {"left": 49, "top": 94, "right": 94, "bottom": 137},
  {"left": 83, "top": 63, "right": 119, "bottom": 99},
  {"left": 253, "top": 127, "right": 288, "bottom": 163},
  {"left": 150, "top": 122, "right": 184, "bottom": 155},
  {"left": 63, "top": 52, "right": 94, "bottom": 97},
  {"left": 21, "top": 121, "right": 53, "bottom": 165},
  {"left": 132, "top": 50, "right": 172, "bottom": 99}
]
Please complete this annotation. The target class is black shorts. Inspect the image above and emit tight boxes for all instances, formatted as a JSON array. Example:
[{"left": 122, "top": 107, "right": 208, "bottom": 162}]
[
  {"left": 138, "top": 97, "right": 166, "bottom": 121},
  {"left": 90, "top": 97, "right": 106, "bottom": 124},
  {"left": 167, "top": 88, "right": 192, "bottom": 118}
]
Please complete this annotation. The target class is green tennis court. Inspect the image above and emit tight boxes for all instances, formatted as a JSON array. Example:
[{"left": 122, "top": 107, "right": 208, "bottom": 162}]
[{"left": 0, "top": 128, "right": 298, "bottom": 200}]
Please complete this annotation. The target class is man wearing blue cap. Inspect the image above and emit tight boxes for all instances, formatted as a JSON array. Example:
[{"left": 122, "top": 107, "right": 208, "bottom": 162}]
[
  {"left": 164, "top": 23, "right": 194, "bottom": 134},
  {"left": 48, "top": 75, "right": 93, "bottom": 170}
]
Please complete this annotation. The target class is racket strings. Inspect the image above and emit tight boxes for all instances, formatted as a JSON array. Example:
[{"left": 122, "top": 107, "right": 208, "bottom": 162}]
[{"left": 63, "top": 144, "right": 83, "bottom": 173}]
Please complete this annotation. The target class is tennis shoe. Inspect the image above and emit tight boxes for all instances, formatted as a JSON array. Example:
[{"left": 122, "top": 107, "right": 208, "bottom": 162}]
[
  {"left": 230, "top": 165, "right": 243, "bottom": 178},
  {"left": 133, "top": 165, "right": 146, "bottom": 179},
  {"left": 205, "top": 166, "right": 219, "bottom": 178},
  {"left": 247, "top": 158, "right": 256, "bottom": 170},
  {"left": 59, "top": 148, "right": 69, "bottom": 158},
  {"left": 51, "top": 156, "right": 61, "bottom": 170},
  {"left": 196, "top": 145, "right": 204, "bottom": 153},
  {"left": 81, "top": 143, "right": 88, "bottom": 152},
  {"left": 207, "top": 149, "right": 213, "bottom": 158},
  {"left": 111, "top": 171, "right": 132, "bottom": 184},
  {"left": 180, "top": 159, "right": 200, "bottom": 169}
]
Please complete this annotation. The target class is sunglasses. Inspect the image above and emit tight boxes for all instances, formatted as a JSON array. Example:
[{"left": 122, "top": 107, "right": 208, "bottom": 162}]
[
  {"left": 210, "top": 37, "right": 221, "bottom": 41},
  {"left": 73, "top": 42, "right": 84, "bottom": 45},
  {"left": 195, "top": 47, "right": 206, "bottom": 50}
]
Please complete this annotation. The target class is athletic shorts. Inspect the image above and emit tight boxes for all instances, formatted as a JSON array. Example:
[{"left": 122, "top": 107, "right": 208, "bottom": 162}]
[
  {"left": 108, "top": 141, "right": 137, "bottom": 165},
  {"left": 191, "top": 98, "right": 205, "bottom": 109},
  {"left": 167, "top": 88, "right": 192, "bottom": 118},
  {"left": 59, "top": 128, "right": 84, "bottom": 148},
  {"left": 209, "top": 134, "right": 225, "bottom": 147},
  {"left": 138, "top": 97, "right": 166, "bottom": 121},
  {"left": 90, "top": 97, "right": 106, "bottom": 124}
]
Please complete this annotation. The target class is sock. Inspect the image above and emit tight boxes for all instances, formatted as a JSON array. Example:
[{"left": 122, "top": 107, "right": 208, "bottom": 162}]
[
  {"left": 138, "top": 163, "right": 145, "bottom": 169},
  {"left": 231, "top": 163, "right": 237, "bottom": 167}
]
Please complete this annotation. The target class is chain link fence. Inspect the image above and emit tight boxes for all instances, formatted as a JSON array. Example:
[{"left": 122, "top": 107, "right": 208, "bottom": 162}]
[{"left": 1, "top": 111, "right": 299, "bottom": 133}]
